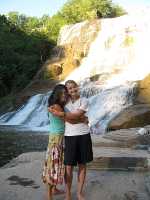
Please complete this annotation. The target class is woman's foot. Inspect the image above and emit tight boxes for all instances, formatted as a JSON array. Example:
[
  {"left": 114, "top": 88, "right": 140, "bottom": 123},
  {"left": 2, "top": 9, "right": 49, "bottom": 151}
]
[{"left": 52, "top": 187, "right": 65, "bottom": 195}]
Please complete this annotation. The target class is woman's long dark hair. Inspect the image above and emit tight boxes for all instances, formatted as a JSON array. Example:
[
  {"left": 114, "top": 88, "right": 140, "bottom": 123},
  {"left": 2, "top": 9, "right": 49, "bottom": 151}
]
[{"left": 48, "top": 84, "right": 68, "bottom": 108}]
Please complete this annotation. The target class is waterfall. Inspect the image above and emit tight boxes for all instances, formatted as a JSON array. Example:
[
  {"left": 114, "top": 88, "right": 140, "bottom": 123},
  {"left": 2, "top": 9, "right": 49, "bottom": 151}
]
[
  {"left": 0, "top": 82, "right": 137, "bottom": 133},
  {"left": 1, "top": 10, "right": 150, "bottom": 134},
  {"left": 66, "top": 12, "right": 150, "bottom": 84},
  {"left": 85, "top": 82, "right": 137, "bottom": 134},
  {"left": 0, "top": 93, "right": 51, "bottom": 131}
]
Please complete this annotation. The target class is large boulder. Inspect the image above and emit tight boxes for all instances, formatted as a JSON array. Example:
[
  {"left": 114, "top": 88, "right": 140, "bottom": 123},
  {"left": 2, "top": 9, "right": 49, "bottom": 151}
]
[
  {"left": 108, "top": 104, "right": 150, "bottom": 130},
  {"left": 108, "top": 74, "right": 150, "bottom": 130},
  {"left": 136, "top": 74, "right": 150, "bottom": 104}
]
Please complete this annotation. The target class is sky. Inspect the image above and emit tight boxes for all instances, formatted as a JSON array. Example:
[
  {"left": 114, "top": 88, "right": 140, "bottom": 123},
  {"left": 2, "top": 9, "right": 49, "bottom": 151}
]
[
  {"left": 0, "top": 0, "right": 150, "bottom": 18},
  {"left": 0, "top": 0, "right": 68, "bottom": 17},
  {"left": 113, "top": 0, "right": 150, "bottom": 9}
]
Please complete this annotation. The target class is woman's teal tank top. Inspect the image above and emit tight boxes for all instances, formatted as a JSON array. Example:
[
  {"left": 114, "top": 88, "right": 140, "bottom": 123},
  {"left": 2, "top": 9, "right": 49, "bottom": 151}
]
[{"left": 48, "top": 112, "right": 65, "bottom": 134}]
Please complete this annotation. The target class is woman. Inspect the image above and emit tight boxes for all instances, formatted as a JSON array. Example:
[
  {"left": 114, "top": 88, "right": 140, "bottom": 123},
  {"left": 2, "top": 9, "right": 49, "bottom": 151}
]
[{"left": 42, "top": 84, "right": 68, "bottom": 200}]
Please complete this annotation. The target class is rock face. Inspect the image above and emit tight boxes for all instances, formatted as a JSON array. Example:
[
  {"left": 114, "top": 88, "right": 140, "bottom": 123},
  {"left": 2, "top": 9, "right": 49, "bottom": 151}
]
[
  {"left": 43, "top": 20, "right": 100, "bottom": 80},
  {"left": 13, "top": 20, "right": 100, "bottom": 106},
  {"left": 137, "top": 74, "right": 150, "bottom": 104},
  {"left": 108, "top": 74, "right": 150, "bottom": 130},
  {"left": 109, "top": 104, "right": 150, "bottom": 130}
]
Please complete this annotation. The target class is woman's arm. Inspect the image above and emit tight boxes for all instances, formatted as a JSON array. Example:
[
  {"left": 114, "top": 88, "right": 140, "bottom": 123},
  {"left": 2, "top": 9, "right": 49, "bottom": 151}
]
[
  {"left": 48, "top": 106, "right": 88, "bottom": 124},
  {"left": 48, "top": 106, "right": 85, "bottom": 119}
]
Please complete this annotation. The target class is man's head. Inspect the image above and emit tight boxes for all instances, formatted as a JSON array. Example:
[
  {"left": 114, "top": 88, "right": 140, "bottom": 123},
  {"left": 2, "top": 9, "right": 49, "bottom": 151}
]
[{"left": 65, "top": 80, "right": 79, "bottom": 99}]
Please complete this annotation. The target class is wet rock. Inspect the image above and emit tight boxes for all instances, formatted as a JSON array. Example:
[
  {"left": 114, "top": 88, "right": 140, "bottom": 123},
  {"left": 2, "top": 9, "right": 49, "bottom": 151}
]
[
  {"left": 72, "top": 58, "right": 80, "bottom": 67},
  {"left": 124, "top": 191, "right": 148, "bottom": 200},
  {"left": 7, "top": 175, "right": 40, "bottom": 188},
  {"left": 145, "top": 176, "right": 150, "bottom": 196}
]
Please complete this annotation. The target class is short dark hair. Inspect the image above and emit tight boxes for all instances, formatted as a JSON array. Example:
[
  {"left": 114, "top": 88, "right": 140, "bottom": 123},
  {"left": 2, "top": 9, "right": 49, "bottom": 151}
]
[
  {"left": 48, "top": 84, "right": 68, "bottom": 108},
  {"left": 65, "top": 80, "right": 78, "bottom": 86}
]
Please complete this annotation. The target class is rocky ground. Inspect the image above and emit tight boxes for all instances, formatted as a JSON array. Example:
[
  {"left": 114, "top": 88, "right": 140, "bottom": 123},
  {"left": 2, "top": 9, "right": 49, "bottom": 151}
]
[
  {"left": 0, "top": 151, "right": 150, "bottom": 200},
  {"left": 1, "top": 126, "right": 150, "bottom": 200}
]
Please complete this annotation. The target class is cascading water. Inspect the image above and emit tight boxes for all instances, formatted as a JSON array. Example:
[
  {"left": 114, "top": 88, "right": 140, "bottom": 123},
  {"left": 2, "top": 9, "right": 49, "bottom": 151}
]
[
  {"left": 0, "top": 93, "right": 50, "bottom": 131},
  {"left": 81, "top": 81, "right": 137, "bottom": 134},
  {"left": 0, "top": 81, "right": 137, "bottom": 134},
  {"left": 66, "top": 11, "right": 150, "bottom": 84},
  {"left": 0, "top": 9, "right": 150, "bottom": 134}
]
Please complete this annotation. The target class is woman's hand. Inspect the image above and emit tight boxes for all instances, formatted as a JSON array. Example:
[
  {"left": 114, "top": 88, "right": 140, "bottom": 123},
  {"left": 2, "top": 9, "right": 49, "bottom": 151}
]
[
  {"left": 48, "top": 106, "right": 64, "bottom": 118},
  {"left": 48, "top": 106, "right": 55, "bottom": 113}
]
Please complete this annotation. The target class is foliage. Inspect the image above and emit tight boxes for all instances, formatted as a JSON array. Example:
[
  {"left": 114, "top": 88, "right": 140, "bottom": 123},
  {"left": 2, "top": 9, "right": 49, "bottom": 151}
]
[
  {"left": 44, "top": 13, "right": 67, "bottom": 42},
  {"left": 60, "top": 0, "right": 126, "bottom": 24},
  {"left": 0, "top": 15, "right": 54, "bottom": 97}
]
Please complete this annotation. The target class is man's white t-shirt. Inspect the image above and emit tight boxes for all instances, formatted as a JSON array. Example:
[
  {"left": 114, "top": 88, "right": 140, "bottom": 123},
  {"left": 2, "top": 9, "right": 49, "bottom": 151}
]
[{"left": 64, "top": 97, "right": 89, "bottom": 136}]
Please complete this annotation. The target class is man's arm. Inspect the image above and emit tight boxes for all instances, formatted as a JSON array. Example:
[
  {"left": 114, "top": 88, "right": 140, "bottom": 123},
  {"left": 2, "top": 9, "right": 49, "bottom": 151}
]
[
  {"left": 65, "top": 109, "right": 85, "bottom": 120},
  {"left": 48, "top": 107, "right": 88, "bottom": 124},
  {"left": 65, "top": 114, "right": 88, "bottom": 124}
]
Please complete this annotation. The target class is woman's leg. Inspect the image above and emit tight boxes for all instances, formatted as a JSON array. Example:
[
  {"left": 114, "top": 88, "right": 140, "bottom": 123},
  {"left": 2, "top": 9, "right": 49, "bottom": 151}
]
[{"left": 47, "top": 184, "right": 53, "bottom": 200}]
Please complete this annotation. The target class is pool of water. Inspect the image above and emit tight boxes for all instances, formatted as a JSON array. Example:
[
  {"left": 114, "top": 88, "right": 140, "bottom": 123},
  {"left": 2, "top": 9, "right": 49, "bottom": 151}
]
[{"left": 0, "top": 131, "right": 48, "bottom": 167}]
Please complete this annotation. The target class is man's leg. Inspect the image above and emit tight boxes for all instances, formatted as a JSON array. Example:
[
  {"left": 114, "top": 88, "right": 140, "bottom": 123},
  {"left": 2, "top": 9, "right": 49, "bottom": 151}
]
[
  {"left": 77, "top": 164, "right": 86, "bottom": 200},
  {"left": 65, "top": 165, "right": 74, "bottom": 200}
]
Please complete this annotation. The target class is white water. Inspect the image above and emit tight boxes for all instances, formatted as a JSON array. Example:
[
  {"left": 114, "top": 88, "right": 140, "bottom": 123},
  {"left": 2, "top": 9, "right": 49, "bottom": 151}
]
[
  {"left": 66, "top": 11, "right": 150, "bottom": 87},
  {"left": 0, "top": 82, "right": 136, "bottom": 134},
  {"left": 58, "top": 21, "right": 87, "bottom": 45},
  {"left": 0, "top": 93, "right": 50, "bottom": 132},
  {"left": 86, "top": 82, "right": 137, "bottom": 134},
  {"left": 1, "top": 10, "right": 150, "bottom": 134}
]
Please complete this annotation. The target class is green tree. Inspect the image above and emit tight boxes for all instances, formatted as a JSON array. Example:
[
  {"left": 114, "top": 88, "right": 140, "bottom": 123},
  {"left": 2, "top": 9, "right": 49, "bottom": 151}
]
[
  {"left": 60, "top": 0, "right": 125, "bottom": 24},
  {"left": 25, "top": 16, "right": 41, "bottom": 30},
  {"left": 44, "top": 13, "right": 67, "bottom": 42},
  {"left": 8, "top": 12, "right": 27, "bottom": 28},
  {"left": 0, "top": 14, "right": 54, "bottom": 97}
]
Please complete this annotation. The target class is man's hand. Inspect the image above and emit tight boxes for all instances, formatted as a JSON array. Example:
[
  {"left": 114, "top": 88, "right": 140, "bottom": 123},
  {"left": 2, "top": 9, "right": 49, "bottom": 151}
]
[{"left": 79, "top": 116, "right": 89, "bottom": 124}]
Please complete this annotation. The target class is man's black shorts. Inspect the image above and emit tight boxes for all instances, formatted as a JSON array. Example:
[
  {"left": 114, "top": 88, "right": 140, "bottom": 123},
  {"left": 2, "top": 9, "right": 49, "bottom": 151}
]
[{"left": 64, "top": 133, "right": 93, "bottom": 166}]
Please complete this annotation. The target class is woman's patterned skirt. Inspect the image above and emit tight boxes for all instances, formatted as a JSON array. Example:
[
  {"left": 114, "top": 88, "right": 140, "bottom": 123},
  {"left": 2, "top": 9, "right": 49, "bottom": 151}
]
[{"left": 42, "top": 134, "right": 64, "bottom": 186}]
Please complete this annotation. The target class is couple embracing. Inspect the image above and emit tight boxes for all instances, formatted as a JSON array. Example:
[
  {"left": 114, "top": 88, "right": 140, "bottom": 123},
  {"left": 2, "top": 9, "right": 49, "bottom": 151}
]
[{"left": 42, "top": 80, "right": 93, "bottom": 200}]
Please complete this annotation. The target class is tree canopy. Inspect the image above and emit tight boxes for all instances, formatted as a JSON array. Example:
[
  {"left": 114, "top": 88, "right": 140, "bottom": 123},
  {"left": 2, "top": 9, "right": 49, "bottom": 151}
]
[
  {"left": 60, "top": 0, "right": 126, "bottom": 23},
  {"left": 0, "top": 14, "right": 54, "bottom": 97}
]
